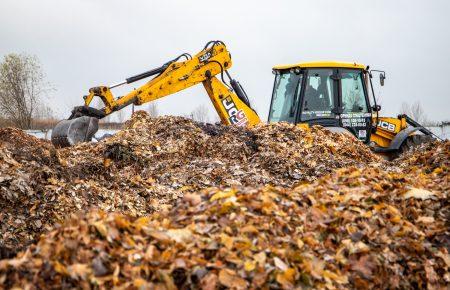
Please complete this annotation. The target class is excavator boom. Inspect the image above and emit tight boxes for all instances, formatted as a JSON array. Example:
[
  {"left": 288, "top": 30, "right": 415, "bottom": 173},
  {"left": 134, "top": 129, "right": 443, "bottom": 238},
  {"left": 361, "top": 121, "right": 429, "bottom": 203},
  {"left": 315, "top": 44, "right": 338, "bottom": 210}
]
[{"left": 52, "top": 41, "right": 260, "bottom": 147}]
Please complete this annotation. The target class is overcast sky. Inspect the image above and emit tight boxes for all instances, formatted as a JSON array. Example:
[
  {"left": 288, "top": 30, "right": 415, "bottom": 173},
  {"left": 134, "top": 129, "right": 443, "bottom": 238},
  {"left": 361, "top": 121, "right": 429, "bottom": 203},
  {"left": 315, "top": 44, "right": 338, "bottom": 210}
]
[{"left": 1, "top": 0, "right": 449, "bottom": 122}]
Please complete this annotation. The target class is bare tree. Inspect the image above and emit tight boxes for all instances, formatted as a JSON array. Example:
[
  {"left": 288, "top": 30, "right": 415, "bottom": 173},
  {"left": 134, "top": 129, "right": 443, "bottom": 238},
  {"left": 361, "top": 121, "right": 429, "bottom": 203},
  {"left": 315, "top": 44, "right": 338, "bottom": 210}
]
[
  {"left": 147, "top": 103, "right": 159, "bottom": 117},
  {"left": 116, "top": 109, "right": 125, "bottom": 123},
  {"left": 189, "top": 104, "right": 209, "bottom": 123},
  {"left": 30, "top": 104, "right": 56, "bottom": 130},
  {"left": 101, "top": 113, "right": 112, "bottom": 124},
  {"left": 0, "top": 53, "right": 51, "bottom": 129},
  {"left": 34, "top": 104, "right": 54, "bottom": 119},
  {"left": 399, "top": 101, "right": 428, "bottom": 124}
]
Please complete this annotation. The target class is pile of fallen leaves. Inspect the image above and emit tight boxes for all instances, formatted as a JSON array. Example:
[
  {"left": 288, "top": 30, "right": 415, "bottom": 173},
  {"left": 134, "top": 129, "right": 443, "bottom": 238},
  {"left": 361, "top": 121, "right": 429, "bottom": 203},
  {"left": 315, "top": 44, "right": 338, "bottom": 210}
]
[
  {"left": 397, "top": 140, "right": 449, "bottom": 175},
  {"left": 0, "top": 112, "right": 447, "bottom": 288},
  {"left": 0, "top": 165, "right": 447, "bottom": 289},
  {"left": 99, "top": 111, "right": 379, "bottom": 189},
  {"left": 0, "top": 112, "right": 380, "bottom": 255}
]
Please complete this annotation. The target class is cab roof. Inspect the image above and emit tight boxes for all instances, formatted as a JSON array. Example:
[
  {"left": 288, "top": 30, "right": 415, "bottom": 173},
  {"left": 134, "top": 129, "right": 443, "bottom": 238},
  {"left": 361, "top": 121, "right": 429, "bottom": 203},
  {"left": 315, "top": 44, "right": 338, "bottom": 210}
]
[{"left": 273, "top": 61, "right": 366, "bottom": 70}]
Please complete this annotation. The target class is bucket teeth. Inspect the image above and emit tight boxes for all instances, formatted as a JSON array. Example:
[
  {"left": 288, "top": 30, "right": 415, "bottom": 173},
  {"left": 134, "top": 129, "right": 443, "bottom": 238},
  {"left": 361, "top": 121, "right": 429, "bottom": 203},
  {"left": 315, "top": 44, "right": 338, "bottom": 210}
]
[{"left": 51, "top": 116, "right": 99, "bottom": 148}]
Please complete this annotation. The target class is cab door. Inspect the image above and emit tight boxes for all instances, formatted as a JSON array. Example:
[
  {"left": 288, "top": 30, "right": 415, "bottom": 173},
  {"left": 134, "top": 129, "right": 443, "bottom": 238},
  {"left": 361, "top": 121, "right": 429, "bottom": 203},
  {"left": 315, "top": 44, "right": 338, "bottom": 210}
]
[{"left": 338, "top": 69, "right": 372, "bottom": 142}]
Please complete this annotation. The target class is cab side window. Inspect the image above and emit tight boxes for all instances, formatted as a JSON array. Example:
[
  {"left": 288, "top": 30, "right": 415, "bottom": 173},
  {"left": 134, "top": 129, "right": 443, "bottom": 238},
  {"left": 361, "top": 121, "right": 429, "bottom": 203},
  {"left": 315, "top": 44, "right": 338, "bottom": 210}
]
[
  {"left": 341, "top": 70, "right": 368, "bottom": 113},
  {"left": 268, "top": 72, "right": 302, "bottom": 123}
]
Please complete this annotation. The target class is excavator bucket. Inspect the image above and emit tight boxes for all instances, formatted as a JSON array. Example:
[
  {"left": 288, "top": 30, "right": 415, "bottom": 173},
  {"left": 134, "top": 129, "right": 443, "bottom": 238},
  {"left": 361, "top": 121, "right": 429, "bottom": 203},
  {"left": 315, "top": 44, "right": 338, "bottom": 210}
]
[{"left": 51, "top": 116, "right": 99, "bottom": 148}]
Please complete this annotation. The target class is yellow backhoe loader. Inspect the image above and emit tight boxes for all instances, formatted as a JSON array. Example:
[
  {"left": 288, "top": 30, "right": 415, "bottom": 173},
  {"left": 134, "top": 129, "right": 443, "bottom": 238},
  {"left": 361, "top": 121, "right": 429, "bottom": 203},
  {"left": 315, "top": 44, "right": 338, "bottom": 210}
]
[
  {"left": 51, "top": 41, "right": 438, "bottom": 156},
  {"left": 268, "top": 61, "right": 438, "bottom": 155}
]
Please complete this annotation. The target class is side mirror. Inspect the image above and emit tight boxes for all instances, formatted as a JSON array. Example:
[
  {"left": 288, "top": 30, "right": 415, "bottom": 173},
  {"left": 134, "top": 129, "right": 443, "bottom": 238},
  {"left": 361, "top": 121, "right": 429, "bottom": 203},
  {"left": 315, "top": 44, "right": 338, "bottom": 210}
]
[
  {"left": 380, "top": 73, "right": 385, "bottom": 86},
  {"left": 372, "top": 105, "right": 381, "bottom": 112},
  {"left": 370, "top": 69, "right": 386, "bottom": 86}
]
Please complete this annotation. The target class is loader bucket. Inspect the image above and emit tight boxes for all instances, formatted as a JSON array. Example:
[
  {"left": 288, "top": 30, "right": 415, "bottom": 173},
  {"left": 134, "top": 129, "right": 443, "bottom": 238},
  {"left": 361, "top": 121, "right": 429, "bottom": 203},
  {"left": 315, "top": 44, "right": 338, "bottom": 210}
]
[{"left": 51, "top": 116, "right": 99, "bottom": 148}]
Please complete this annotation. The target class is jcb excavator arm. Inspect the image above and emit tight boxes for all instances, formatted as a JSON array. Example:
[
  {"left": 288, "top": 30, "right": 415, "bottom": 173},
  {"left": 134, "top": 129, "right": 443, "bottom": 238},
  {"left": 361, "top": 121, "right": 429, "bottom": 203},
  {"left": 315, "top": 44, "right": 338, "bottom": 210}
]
[{"left": 51, "top": 41, "right": 260, "bottom": 147}]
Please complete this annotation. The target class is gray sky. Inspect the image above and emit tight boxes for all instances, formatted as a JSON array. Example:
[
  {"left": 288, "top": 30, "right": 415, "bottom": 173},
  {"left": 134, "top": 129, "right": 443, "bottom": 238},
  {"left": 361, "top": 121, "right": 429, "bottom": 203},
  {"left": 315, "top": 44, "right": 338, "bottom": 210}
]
[{"left": 1, "top": 0, "right": 449, "bottom": 122}]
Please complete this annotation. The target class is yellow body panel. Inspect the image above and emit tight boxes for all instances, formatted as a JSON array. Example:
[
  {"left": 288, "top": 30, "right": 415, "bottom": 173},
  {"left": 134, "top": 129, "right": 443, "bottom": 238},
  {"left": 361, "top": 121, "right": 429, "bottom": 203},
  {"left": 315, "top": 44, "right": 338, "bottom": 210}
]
[
  {"left": 83, "top": 43, "right": 261, "bottom": 127},
  {"left": 273, "top": 61, "right": 365, "bottom": 70},
  {"left": 370, "top": 116, "right": 408, "bottom": 148},
  {"left": 203, "top": 77, "right": 260, "bottom": 126}
]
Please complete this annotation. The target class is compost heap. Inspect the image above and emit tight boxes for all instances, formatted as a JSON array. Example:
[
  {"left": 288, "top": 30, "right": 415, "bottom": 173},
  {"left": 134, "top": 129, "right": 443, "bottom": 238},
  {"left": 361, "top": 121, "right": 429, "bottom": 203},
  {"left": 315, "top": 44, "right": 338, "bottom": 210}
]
[
  {"left": 1, "top": 112, "right": 448, "bottom": 289},
  {"left": 0, "top": 111, "right": 378, "bottom": 256}
]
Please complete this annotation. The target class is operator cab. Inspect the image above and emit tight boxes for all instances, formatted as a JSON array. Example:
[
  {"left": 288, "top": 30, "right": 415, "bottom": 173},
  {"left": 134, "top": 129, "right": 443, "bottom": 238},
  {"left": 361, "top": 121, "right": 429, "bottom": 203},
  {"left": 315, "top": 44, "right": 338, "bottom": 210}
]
[{"left": 268, "top": 61, "right": 376, "bottom": 142}]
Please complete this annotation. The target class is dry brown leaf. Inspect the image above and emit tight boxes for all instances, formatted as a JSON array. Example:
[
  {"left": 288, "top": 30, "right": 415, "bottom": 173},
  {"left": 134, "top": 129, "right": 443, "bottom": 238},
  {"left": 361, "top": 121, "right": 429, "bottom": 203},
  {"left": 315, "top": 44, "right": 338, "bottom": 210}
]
[
  {"left": 219, "top": 268, "right": 248, "bottom": 289},
  {"left": 403, "top": 188, "right": 435, "bottom": 200},
  {"left": 276, "top": 268, "right": 296, "bottom": 288},
  {"left": 67, "top": 263, "right": 91, "bottom": 280}
]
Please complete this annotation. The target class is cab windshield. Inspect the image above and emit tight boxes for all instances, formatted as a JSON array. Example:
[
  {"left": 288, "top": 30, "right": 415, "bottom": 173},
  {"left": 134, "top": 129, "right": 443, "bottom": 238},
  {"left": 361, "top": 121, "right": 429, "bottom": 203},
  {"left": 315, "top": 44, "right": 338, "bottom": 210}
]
[{"left": 268, "top": 72, "right": 302, "bottom": 123}]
